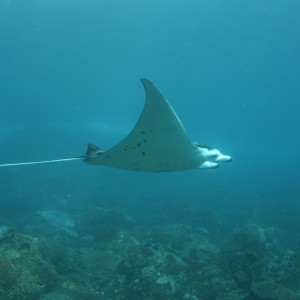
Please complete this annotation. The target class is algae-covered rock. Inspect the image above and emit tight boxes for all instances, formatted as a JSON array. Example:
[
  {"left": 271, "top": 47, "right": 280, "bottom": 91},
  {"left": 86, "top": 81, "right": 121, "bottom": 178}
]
[
  {"left": 252, "top": 279, "right": 300, "bottom": 300},
  {"left": 252, "top": 280, "right": 279, "bottom": 299},
  {"left": 0, "top": 233, "right": 57, "bottom": 299},
  {"left": 38, "top": 292, "right": 73, "bottom": 300},
  {"left": 225, "top": 224, "right": 267, "bottom": 258}
]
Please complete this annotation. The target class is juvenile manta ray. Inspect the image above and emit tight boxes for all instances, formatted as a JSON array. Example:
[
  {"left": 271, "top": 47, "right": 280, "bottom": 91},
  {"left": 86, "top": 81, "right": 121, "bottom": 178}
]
[
  {"left": 0, "top": 79, "right": 232, "bottom": 171},
  {"left": 84, "top": 78, "right": 232, "bottom": 171}
]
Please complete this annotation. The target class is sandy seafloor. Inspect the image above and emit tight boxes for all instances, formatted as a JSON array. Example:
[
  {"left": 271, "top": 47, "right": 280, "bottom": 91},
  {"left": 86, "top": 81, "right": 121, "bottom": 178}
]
[{"left": 0, "top": 0, "right": 300, "bottom": 299}]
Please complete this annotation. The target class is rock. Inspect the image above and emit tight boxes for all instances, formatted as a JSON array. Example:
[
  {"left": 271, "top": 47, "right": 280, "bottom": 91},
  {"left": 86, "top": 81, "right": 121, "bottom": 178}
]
[
  {"left": 252, "top": 280, "right": 300, "bottom": 300},
  {"left": 0, "top": 233, "right": 57, "bottom": 299},
  {"left": 252, "top": 280, "right": 279, "bottom": 299},
  {"left": 225, "top": 224, "right": 267, "bottom": 258}
]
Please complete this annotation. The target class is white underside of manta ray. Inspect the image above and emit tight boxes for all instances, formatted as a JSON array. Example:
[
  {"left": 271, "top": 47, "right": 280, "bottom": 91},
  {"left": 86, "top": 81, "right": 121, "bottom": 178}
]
[{"left": 83, "top": 79, "right": 232, "bottom": 172}]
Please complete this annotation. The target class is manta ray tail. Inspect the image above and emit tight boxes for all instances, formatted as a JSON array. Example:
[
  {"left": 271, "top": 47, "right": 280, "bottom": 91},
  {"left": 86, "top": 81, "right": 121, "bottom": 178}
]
[{"left": 0, "top": 157, "right": 82, "bottom": 167}]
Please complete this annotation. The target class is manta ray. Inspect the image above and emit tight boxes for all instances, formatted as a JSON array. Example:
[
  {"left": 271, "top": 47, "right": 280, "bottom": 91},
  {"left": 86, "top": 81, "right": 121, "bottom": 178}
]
[
  {"left": 0, "top": 79, "right": 231, "bottom": 171},
  {"left": 84, "top": 78, "right": 231, "bottom": 171}
]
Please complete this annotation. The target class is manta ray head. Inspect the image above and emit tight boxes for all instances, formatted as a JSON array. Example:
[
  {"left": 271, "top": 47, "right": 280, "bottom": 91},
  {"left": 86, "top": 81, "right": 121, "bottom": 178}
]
[{"left": 194, "top": 143, "right": 232, "bottom": 169}]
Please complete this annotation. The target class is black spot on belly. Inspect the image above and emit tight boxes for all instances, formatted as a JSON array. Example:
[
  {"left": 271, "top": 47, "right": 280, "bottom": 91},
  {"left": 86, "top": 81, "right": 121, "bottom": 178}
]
[
  {"left": 143, "top": 139, "right": 147, "bottom": 143},
  {"left": 142, "top": 152, "right": 146, "bottom": 156},
  {"left": 141, "top": 131, "right": 146, "bottom": 134},
  {"left": 136, "top": 143, "right": 141, "bottom": 147}
]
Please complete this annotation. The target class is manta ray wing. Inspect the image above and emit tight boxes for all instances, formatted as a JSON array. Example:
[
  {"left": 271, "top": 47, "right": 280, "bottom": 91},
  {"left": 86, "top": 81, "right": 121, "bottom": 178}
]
[{"left": 85, "top": 79, "right": 201, "bottom": 171}]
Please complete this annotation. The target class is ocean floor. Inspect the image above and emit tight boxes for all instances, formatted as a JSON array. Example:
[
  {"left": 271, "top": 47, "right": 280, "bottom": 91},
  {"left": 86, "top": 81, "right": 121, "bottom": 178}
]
[{"left": 0, "top": 206, "right": 300, "bottom": 300}]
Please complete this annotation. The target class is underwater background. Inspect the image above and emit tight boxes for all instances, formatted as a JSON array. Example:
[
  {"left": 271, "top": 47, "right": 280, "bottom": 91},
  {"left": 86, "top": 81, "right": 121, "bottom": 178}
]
[{"left": 0, "top": 0, "right": 300, "bottom": 299}]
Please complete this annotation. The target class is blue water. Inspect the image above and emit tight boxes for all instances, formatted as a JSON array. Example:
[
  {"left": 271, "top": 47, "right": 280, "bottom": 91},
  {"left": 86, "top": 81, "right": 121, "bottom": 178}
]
[{"left": 0, "top": 0, "right": 299, "bottom": 298}]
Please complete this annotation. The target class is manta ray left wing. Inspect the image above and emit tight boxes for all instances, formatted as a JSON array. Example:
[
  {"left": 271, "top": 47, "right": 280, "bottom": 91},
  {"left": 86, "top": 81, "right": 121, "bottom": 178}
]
[{"left": 84, "top": 79, "right": 201, "bottom": 171}]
